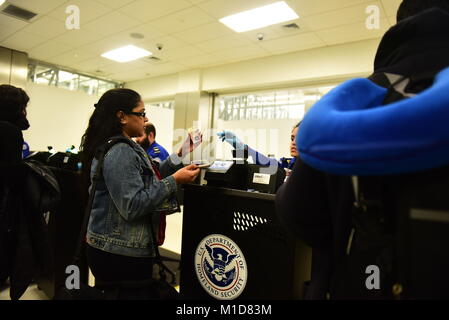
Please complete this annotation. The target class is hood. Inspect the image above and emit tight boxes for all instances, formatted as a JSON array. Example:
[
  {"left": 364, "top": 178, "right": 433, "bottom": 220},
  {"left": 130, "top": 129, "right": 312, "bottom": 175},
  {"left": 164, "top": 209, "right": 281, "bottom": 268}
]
[{"left": 374, "top": 8, "right": 449, "bottom": 76}]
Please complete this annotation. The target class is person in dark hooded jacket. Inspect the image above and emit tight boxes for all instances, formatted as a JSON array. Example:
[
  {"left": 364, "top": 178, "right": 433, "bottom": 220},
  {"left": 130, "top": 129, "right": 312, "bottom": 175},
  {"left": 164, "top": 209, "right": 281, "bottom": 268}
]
[
  {"left": 0, "top": 84, "right": 51, "bottom": 300},
  {"left": 275, "top": 0, "right": 449, "bottom": 299}
]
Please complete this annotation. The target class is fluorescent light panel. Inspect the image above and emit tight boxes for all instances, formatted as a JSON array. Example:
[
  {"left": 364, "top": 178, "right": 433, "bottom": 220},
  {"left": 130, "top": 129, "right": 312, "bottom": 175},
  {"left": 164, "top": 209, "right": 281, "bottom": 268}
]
[
  {"left": 101, "top": 45, "right": 152, "bottom": 63},
  {"left": 219, "top": 1, "right": 299, "bottom": 33}
]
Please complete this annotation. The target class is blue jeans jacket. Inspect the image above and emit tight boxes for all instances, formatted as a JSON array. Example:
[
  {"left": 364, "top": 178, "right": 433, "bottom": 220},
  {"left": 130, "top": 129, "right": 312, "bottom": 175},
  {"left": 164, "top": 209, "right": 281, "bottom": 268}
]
[{"left": 86, "top": 136, "right": 183, "bottom": 257}]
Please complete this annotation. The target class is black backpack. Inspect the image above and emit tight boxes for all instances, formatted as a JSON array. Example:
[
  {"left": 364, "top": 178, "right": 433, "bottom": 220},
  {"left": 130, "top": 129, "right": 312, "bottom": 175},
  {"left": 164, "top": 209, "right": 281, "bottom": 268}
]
[
  {"left": 23, "top": 159, "right": 60, "bottom": 218},
  {"left": 332, "top": 72, "right": 449, "bottom": 299}
]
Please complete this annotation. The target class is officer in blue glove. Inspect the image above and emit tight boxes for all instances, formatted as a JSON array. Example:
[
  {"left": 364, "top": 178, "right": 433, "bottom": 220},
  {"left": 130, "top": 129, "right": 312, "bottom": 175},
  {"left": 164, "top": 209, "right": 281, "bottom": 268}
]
[
  {"left": 217, "top": 122, "right": 300, "bottom": 171},
  {"left": 135, "top": 122, "right": 170, "bottom": 163}
]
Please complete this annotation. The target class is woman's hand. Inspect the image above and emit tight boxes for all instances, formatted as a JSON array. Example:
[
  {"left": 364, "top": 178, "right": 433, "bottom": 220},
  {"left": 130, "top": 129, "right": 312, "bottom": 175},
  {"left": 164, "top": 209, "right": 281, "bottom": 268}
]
[
  {"left": 172, "top": 164, "right": 200, "bottom": 184},
  {"left": 177, "top": 130, "right": 203, "bottom": 158}
]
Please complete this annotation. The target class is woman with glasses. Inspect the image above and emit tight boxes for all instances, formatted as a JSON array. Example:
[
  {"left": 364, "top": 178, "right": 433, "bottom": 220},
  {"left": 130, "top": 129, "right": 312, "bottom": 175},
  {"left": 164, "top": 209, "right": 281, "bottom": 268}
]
[{"left": 80, "top": 88, "right": 200, "bottom": 299}]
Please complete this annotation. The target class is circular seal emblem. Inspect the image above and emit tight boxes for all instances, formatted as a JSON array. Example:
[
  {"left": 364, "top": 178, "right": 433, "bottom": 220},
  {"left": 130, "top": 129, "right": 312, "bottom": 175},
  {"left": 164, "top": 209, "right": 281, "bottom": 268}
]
[{"left": 194, "top": 234, "right": 247, "bottom": 300}]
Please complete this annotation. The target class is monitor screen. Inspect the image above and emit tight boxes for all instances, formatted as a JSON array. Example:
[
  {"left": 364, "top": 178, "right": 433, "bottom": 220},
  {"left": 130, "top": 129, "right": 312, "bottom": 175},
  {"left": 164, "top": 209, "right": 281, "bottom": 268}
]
[{"left": 207, "top": 160, "right": 234, "bottom": 173}]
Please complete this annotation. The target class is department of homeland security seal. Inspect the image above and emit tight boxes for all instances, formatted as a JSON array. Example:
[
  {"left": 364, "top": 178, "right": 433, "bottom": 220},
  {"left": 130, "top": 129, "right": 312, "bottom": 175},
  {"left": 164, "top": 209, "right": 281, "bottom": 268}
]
[{"left": 194, "top": 234, "right": 247, "bottom": 300}]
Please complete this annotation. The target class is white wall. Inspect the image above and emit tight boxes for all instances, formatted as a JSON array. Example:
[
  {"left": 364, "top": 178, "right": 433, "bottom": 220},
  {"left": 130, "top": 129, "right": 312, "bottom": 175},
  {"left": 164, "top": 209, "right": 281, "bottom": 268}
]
[
  {"left": 23, "top": 82, "right": 97, "bottom": 152},
  {"left": 127, "top": 73, "right": 178, "bottom": 101},
  {"left": 145, "top": 105, "right": 175, "bottom": 153}
]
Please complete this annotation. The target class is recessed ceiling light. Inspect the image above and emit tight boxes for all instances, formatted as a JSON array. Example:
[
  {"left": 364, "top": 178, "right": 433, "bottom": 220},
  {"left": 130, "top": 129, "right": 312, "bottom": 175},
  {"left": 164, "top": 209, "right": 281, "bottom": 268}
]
[
  {"left": 219, "top": 1, "right": 299, "bottom": 33},
  {"left": 101, "top": 45, "right": 152, "bottom": 63}
]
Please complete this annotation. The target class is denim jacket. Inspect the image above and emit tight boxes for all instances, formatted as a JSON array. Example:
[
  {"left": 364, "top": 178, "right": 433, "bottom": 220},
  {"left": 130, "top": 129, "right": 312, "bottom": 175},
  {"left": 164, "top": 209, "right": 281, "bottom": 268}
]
[{"left": 86, "top": 136, "right": 183, "bottom": 257}]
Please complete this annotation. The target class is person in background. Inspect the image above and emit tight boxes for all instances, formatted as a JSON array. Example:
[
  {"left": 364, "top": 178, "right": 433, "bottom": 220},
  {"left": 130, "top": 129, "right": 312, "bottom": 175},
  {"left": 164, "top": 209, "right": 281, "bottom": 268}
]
[
  {"left": 80, "top": 88, "right": 201, "bottom": 299},
  {"left": 275, "top": 0, "right": 449, "bottom": 300},
  {"left": 217, "top": 122, "right": 301, "bottom": 173},
  {"left": 0, "top": 84, "right": 33, "bottom": 297},
  {"left": 135, "top": 122, "right": 169, "bottom": 163},
  {"left": 22, "top": 141, "right": 30, "bottom": 159}
]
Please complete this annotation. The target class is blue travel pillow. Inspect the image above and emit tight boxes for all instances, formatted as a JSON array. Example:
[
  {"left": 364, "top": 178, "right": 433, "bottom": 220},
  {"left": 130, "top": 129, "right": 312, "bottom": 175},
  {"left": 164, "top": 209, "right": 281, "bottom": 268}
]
[{"left": 297, "top": 66, "right": 449, "bottom": 175}]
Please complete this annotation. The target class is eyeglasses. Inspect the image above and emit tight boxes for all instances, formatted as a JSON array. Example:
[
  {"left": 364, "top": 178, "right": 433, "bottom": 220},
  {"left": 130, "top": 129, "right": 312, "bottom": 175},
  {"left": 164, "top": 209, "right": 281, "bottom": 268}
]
[{"left": 126, "top": 111, "right": 146, "bottom": 118}]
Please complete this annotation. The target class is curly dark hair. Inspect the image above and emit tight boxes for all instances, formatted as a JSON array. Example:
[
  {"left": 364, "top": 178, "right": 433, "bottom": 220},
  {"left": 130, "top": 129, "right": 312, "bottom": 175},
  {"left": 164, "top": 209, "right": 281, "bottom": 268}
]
[
  {"left": 397, "top": 0, "right": 449, "bottom": 21},
  {"left": 0, "top": 84, "right": 30, "bottom": 130},
  {"left": 79, "top": 88, "right": 141, "bottom": 176}
]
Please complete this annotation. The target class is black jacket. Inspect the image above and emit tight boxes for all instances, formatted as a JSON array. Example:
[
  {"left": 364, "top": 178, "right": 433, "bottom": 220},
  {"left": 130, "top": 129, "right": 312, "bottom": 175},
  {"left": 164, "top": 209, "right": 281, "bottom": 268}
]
[
  {"left": 275, "top": 8, "right": 449, "bottom": 299},
  {"left": 0, "top": 121, "right": 53, "bottom": 300}
]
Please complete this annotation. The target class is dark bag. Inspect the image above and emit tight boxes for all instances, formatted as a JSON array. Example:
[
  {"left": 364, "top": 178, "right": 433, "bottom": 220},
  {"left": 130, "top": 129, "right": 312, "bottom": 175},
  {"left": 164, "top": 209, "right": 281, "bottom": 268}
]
[
  {"left": 332, "top": 72, "right": 449, "bottom": 299},
  {"left": 23, "top": 159, "right": 60, "bottom": 215},
  {"left": 54, "top": 137, "right": 179, "bottom": 300}
]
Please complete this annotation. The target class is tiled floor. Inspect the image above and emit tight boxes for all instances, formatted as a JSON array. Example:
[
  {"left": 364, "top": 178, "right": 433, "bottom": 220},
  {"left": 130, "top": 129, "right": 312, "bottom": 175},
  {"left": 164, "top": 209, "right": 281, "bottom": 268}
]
[
  {"left": 0, "top": 283, "right": 49, "bottom": 300},
  {"left": 0, "top": 210, "right": 183, "bottom": 301}
]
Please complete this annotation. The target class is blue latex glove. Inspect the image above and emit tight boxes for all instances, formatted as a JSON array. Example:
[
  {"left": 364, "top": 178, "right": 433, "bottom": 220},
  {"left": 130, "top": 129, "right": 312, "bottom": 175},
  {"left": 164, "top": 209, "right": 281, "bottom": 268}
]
[{"left": 216, "top": 130, "right": 246, "bottom": 150}]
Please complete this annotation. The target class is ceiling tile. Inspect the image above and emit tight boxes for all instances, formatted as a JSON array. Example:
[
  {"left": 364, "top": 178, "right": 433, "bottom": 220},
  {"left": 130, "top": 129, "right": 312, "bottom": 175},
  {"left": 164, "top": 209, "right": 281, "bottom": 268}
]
[
  {"left": 45, "top": 49, "right": 96, "bottom": 68},
  {"left": 316, "top": 18, "right": 389, "bottom": 46},
  {"left": 78, "top": 34, "right": 141, "bottom": 56},
  {"left": 52, "top": 27, "right": 105, "bottom": 47},
  {"left": 141, "top": 35, "right": 188, "bottom": 55},
  {"left": 0, "top": 12, "right": 29, "bottom": 28},
  {"left": 115, "top": 24, "right": 167, "bottom": 43},
  {"left": 381, "top": 0, "right": 402, "bottom": 17},
  {"left": 28, "top": 41, "right": 75, "bottom": 61},
  {"left": 258, "top": 32, "right": 325, "bottom": 54},
  {"left": 148, "top": 7, "right": 215, "bottom": 34},
  {"left": 156, "top": 45, "right": 205, "bottom": 60},
  {"left": 47, "top": 0, "right": 112, "bottom": 23},
  {"left": 84, "top": 11, "right": 141, "bottom": 37},
  {"left": 286, "top": 0, "right": 373, "bottom": 17},
  {"left": 102, "top": 59, "right": 150, "bottom": 74},
  {"left": 112, "top": 68, "right": 151, "bottom": 82},
  {"left": 0, "top": 25, "right": 20, "bottom": 42},
  {"left": 0, "top": 15, "right": 28, "bottom": 41},
  {"left": 387, "top": 15, "right": 397, "bottom": 26},
  {"left": 21, "top": 16, "right": 67, "bottom": 39},
  {"left": 243, "top": 27, "right": 285, "bottom": 43},
  {"left": 118, "top": 0, "right": 192, "bottom": 23},
  {"left": 198, "top": 0, "right": 277, "bottom": 19},
  {"left": 194, "top": 34, "right": 253, "bottom": 53},
  {"left": 212, "top": 43, "right": 268, "bottom": 61},
  {"left": 173, "top": 54, "right": 225, "bottom": 68},
  {"left": 303, "top": 1, "right": 386, "bottom": 31},
  {"left": 174, "top": 22, "right": 233, "bottom": 44},
  {"left": 71, "top": 57, "right": 115, "bottom": 74},
  {"left": 1, "top": 31, "right": 49, "bottom": 52},
  {"left": 7, "top": 0, "right": 68, "bottom": 15},
  {"left": 141, "top": 62, "right": 187, "bottom": 76},
  {"left": 188, "top": 0, "right": 209, "bottom": 4},
  {"left": 94, "top": 0, "right": 136, "bottom": 9}
]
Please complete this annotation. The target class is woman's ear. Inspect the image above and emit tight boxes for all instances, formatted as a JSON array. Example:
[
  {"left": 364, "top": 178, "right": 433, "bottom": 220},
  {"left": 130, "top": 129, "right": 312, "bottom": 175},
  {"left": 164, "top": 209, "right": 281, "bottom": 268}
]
[{"left": 116, "top": 110, "right": 127, "bottom": 125}]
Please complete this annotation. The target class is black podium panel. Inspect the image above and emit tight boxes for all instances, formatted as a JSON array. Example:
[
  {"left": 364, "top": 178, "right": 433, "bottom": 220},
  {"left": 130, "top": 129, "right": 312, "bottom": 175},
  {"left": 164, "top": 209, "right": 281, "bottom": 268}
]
[
  {"left": 35, "top": 168, "right": 88, "bottom": 298},
  {"left": 180, "top": 184, "right": 311, "bottom": 300}
]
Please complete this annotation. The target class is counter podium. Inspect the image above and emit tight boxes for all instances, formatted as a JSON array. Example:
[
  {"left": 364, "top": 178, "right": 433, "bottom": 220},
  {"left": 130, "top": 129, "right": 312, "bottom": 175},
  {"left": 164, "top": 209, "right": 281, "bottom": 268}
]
[{"left": 179, "top": 184, "right": 311, "bottom": 300}]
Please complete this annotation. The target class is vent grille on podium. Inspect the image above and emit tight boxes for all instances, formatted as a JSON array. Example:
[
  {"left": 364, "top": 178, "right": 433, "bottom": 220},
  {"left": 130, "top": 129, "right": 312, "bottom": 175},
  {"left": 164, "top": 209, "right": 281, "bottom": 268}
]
[{"left": 233, "top": 211, "right": 269, "bottom": 231}]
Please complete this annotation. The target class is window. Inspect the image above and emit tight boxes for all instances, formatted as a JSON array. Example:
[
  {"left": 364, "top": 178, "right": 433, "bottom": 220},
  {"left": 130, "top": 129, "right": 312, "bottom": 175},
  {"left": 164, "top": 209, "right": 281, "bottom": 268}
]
[
  {"left": 218, "top": 86, "right": 335, "bottom": 121},
  {"left": 28, "top": 59, "right": 121, "bottom": 96},
  {"left": 144, "top": 101, "right": 175, "bottom": 109}
]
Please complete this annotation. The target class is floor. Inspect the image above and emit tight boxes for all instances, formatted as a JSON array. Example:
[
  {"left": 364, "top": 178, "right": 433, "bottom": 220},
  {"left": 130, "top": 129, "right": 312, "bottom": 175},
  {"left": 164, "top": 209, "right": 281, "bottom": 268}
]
[{"left": 0, "top": 208, "right": 183, "bottom": 300}]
